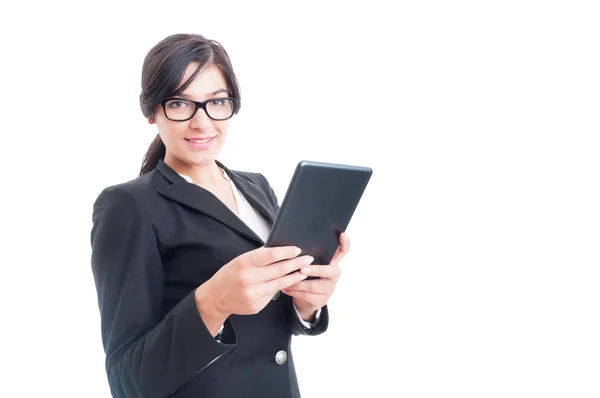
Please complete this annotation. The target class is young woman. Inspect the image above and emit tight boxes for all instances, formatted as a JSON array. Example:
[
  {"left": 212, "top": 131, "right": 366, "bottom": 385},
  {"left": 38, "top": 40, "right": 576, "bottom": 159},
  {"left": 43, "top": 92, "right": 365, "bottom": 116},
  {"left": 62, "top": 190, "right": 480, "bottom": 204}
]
[{"left": 90, "top": 33, "right": 350, "bottom": 398}]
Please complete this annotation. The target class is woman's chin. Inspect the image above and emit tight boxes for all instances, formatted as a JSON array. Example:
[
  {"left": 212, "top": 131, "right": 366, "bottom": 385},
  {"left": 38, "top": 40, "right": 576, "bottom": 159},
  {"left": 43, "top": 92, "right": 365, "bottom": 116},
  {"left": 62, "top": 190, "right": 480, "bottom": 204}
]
[{"left": 187, "top": 152, "right": 220, "bottom": 167}]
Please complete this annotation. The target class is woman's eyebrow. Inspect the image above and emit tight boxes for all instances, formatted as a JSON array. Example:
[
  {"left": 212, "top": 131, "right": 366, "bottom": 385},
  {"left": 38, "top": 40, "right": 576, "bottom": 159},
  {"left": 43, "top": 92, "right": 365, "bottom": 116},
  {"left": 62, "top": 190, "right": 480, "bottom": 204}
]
[
  {"left": 177, "top": 88, "right": 229, "bottom": 99},
  {"left": 209, "top": 88, "right": 229, "bottom": 96}
]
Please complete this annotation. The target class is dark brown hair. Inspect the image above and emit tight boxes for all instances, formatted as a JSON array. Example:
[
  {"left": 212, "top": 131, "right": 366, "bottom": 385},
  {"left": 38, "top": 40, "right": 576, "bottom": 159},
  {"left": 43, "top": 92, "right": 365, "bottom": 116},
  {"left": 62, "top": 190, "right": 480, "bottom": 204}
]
[{"left": 139, "top": 33, "right": 241, "bottom": 175}]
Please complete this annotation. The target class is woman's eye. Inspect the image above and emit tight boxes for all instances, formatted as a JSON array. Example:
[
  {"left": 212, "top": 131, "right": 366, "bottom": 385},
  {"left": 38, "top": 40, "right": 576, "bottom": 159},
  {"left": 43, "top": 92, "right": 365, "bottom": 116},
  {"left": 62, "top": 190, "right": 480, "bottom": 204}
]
[
  {"left": 167, "top": 101, "right": 189, "bottom": 109},
  {"left": 210, "top": 99, "right": 225, "bottom": 106}
]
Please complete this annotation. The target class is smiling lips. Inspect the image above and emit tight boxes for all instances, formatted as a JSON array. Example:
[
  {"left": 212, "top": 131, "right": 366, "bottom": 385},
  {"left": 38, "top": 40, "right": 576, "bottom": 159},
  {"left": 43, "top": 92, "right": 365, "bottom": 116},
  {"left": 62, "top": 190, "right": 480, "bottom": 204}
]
[
  {"left": 185, "top": 136, "right": 216, "bottom": 149},
  {"left": 186, "top": 137, "right": 214, "bottom": 144}
]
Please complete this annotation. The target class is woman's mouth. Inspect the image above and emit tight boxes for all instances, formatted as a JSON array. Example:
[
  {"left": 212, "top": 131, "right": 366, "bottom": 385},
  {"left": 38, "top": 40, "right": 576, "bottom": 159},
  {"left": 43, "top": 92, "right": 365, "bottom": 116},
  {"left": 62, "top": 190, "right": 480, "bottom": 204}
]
[{"left": 185, "top": 136, "right": 215, "bottom": 149}]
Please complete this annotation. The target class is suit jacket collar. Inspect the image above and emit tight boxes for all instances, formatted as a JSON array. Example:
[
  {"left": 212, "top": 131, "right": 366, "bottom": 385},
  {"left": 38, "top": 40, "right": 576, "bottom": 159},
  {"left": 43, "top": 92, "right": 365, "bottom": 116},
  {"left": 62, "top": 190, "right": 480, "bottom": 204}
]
[{"left": 155, "top": 159, "right": 274, "bottom": 246}]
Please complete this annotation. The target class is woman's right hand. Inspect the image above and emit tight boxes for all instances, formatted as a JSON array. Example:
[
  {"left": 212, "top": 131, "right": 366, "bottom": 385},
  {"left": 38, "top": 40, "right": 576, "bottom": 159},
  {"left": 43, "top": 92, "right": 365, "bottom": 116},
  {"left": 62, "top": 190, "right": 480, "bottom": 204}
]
[{"left": 195, "top": 246, "right": 314, "bottom": 334}]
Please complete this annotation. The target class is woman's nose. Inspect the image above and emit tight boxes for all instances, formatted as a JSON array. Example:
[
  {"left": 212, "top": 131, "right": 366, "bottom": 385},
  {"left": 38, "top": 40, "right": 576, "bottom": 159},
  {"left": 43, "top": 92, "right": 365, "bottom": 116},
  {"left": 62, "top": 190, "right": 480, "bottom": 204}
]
[{"left": 189, "top": 108, "right": 213, "bottom": 130}]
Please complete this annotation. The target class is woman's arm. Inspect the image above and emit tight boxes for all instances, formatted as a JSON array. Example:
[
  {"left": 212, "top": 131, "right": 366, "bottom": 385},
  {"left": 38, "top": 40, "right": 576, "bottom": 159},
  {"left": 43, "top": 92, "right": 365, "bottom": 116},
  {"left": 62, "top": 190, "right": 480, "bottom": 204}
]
[
  {"left": 91, "top": 185, "right": 235, "bottom": 398},
  {"left": 289, "top": 302, "right": 329, "bottom": 336}
]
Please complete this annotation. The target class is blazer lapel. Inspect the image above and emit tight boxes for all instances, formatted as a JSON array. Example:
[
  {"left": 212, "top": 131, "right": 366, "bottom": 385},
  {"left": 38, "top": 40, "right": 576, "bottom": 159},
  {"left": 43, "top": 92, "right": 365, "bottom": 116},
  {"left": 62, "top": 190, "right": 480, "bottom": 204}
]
[
  {"left": 219, "top": 163, "right": 277, "bottom": 226},
  {"left": 156, "top": 160, "right": 264, "bottom": 245}
]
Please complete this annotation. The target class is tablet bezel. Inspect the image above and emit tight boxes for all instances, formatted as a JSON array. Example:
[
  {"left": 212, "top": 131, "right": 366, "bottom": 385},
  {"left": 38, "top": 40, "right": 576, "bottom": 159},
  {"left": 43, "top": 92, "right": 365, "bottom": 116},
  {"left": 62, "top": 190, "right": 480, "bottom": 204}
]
[{"left": 265, "top": 160, "right": 372, "bottom": 270}]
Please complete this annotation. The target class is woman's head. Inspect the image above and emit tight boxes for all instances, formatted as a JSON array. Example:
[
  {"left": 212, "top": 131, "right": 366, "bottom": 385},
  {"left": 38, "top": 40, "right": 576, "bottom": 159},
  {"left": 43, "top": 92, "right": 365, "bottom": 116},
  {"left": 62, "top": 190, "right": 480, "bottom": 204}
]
[{"left": 139, "top": 33, "right": 241, "bottom": 175}]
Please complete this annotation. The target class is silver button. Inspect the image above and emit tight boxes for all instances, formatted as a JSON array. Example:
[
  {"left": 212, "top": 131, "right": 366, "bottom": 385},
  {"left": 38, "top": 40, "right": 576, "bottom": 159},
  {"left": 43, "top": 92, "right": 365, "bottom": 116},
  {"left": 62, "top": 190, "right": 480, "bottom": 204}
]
[
  {"left": 271, "top": 290, "right": 281, "bottom": 301},
  {"left": 275, "top": 350, "right": 287, "bottom": 365}
]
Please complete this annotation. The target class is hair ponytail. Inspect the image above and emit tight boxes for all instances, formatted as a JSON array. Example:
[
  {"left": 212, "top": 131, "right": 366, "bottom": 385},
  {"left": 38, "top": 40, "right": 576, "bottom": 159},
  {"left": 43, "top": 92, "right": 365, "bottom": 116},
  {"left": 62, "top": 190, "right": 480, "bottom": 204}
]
[{"left": 140, "top": 134, "right": 166, "bottom": 176}]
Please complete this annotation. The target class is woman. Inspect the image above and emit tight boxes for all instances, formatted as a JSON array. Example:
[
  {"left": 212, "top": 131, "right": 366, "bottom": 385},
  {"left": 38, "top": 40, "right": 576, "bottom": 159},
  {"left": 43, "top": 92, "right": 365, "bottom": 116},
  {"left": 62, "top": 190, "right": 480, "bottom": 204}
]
[{"left": 90, "top": 33, "right": 350, "bottom": 398}]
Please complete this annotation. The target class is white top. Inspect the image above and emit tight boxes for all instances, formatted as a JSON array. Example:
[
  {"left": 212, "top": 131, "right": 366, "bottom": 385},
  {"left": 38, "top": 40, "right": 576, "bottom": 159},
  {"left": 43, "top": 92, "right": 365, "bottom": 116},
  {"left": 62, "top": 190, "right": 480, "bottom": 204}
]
[
  {"left": 219, "top": 169, "right": 272, "bottom": 242},
  {"left": 179, "top": 168, "right": 321, "bottom": 333}
]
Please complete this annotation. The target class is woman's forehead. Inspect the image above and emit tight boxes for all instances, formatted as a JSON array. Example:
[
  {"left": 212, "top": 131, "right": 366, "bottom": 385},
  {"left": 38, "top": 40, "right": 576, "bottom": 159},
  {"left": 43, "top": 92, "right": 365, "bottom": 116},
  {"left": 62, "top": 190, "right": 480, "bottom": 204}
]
[{"left": 178, "top": 63, "right": 228, "bottom": 99}]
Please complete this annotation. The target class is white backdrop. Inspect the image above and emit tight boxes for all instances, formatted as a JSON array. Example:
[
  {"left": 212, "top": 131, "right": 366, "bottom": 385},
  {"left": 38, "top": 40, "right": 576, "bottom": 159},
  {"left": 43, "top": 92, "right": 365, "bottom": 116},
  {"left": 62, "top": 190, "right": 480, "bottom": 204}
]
[{"left": 1, "top": 1, "right": 599, "bottom": 397}]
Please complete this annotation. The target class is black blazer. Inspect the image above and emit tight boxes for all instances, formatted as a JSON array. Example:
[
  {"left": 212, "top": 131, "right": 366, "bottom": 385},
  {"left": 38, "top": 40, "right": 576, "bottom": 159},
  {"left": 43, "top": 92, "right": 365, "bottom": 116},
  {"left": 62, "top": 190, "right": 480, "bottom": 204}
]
[{"left": 90, "top": 160, "right": 329, "bottom": 398}]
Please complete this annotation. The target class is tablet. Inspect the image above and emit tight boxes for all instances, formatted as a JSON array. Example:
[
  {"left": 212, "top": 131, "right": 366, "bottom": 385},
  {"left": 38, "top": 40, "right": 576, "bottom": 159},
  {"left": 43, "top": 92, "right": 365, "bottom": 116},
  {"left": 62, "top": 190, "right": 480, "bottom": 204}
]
[{"left": 265, "top": 160, "right": 372, "bottom": 271}]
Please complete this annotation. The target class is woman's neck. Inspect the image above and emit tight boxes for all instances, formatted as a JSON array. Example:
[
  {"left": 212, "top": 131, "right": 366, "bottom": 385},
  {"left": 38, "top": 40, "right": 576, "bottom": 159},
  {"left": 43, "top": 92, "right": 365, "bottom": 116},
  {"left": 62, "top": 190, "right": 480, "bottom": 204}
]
[{"left": 165, "top": 156, "right": 225, "bottom": 189}]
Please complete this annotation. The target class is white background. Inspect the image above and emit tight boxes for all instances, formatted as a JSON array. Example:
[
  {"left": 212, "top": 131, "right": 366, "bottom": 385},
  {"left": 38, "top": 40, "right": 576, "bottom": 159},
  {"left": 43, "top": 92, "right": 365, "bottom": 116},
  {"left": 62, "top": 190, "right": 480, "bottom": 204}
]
[{"left": 1, "top": 1, "right": 599, "bottom": 397}]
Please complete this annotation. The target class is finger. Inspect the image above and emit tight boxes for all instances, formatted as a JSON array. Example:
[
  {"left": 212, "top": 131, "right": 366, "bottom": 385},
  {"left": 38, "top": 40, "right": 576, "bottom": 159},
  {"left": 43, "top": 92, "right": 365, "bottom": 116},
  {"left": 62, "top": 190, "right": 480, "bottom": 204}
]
[
  {"left": 330, "top": 233, "right": 351, "bottom": 266},
  {"left": 260, "top": 270, "right": 308, "bottom": 296},
  {"left": 260, "top": 255, "right": 314, "bottom": 281},
  {"left": 302, "top": 264, "right": 341, "bottom": 280},
  {"left": 283, "top": 279, "right": 334, "bottom": 295},
  {"left": 242, "top": 245, "right": 301, "bottom": 268},
  {"left": 282, "top": 289, "right": 327, "bottom": 302}
]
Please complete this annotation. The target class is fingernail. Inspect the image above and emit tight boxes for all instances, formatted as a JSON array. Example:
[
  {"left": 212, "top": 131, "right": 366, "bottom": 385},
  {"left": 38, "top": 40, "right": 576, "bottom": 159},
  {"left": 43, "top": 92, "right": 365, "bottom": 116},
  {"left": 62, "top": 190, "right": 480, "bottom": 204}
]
[
  {"left": 294, "top": 247, "right": 302, "bottom": 256},
  {"left": 301, "top": 267, "right": 312, "bottom": 275},
  {"left": 305, "top": 256, "right": 314, "bottom": 264}
]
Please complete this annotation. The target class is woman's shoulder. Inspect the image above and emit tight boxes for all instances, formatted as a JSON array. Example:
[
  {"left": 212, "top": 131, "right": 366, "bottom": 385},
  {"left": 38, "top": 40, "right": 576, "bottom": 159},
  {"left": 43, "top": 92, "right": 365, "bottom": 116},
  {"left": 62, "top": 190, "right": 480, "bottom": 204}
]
[{"left": 92, "top": 170, "right": 159, "bottom": 215}]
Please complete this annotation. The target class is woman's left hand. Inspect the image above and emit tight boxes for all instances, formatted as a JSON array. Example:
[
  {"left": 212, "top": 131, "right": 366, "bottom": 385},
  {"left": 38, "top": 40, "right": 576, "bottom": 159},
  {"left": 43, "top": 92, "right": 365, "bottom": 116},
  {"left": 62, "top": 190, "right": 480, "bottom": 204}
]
[{"left": 282, "top": 233, "right": 351, "bottom": 321}]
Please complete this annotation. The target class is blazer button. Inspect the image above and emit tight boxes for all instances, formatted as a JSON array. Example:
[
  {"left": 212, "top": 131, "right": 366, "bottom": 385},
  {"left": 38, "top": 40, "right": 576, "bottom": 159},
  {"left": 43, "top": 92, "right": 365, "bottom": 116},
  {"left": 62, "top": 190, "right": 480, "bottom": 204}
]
[
  {"left": 275, "top": 350, "right": 287, "bottom": 365},
  {"left": 271, "top": 290, "right": 281, "bottom": 301}
]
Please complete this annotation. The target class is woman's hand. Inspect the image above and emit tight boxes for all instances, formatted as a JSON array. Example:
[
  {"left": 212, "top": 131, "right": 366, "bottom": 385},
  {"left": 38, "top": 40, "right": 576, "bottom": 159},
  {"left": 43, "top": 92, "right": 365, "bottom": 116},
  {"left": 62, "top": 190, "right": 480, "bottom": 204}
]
[
  {"left": 282, "top": 233, "right": 350, "bottom": 322},
  {"left": 195, "top": 245, "right": 314, "bottom": 335}
]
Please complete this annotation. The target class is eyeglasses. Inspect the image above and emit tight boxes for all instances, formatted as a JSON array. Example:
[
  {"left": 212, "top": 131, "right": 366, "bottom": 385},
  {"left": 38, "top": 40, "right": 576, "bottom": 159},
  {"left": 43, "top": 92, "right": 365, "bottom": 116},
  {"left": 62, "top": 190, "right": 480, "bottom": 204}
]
[{"left": 159, "top": 97, "right": 237, "bottom": 122}]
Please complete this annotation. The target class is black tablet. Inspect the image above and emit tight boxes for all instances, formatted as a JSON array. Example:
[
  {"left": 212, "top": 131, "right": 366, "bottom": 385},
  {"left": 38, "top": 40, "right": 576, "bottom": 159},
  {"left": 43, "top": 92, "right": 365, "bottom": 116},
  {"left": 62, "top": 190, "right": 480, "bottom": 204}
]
[{"left": 265, "top": 160, "right": 372, "bottom": 269}]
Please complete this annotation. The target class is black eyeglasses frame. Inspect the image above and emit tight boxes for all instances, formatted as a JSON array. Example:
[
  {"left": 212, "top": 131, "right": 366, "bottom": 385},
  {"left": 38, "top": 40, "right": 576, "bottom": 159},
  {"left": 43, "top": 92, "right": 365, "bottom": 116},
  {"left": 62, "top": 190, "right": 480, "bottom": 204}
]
[{"left": 159, "top": 97, "right": 237, "bottom": 122}]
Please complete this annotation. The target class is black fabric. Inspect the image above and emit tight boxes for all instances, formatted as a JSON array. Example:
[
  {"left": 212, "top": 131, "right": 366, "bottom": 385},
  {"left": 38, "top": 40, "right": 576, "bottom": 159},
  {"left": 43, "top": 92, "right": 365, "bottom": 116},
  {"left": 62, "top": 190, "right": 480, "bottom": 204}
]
[{"left": 90, "top": 160, "right": 328, "bottom": 398}]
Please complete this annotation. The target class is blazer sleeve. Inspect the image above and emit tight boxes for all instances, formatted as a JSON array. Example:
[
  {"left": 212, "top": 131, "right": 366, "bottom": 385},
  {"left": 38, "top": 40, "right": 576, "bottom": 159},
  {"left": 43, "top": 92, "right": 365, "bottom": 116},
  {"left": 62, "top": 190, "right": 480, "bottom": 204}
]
[
  {"left": 90, "top": 185, "right": 235, "bottom": 398},
  {"left": 258, "top": 173, "right": 329, "bottom": 337}
]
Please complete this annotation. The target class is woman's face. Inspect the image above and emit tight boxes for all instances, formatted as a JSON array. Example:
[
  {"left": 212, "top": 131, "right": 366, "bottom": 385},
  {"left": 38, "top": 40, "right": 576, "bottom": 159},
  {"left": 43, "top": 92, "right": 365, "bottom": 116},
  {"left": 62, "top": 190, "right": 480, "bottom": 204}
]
[{"left": 154, "top": 62, "right": 233, "bottom": 172}]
